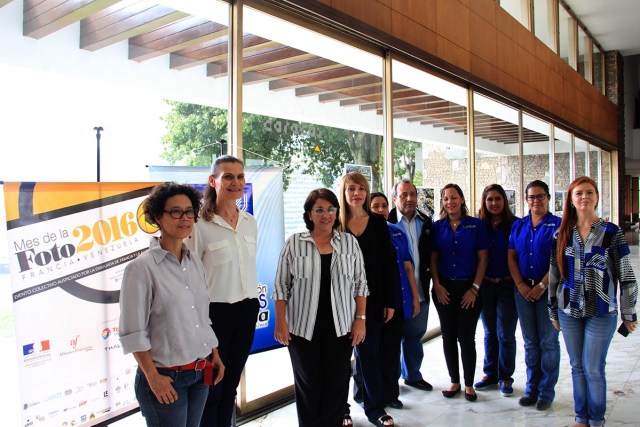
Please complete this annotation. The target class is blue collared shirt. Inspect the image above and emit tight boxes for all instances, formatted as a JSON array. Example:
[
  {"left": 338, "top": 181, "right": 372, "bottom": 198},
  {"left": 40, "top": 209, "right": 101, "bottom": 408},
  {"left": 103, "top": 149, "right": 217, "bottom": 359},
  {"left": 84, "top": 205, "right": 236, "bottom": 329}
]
[
  {"left": 432, "top": 216, "right": 489, "bottom": 279},
  {"left": 397, "top": 212, "right": 425, "bottom": 300},
  {"left": 388, "top": 223, "right": 414, "bottom": 318},
  {"left": 485, "top": 220, "right": 517, "bottom": 278},
  {"left": 508, "top": 211, "right": 561, "bottom": 280}
]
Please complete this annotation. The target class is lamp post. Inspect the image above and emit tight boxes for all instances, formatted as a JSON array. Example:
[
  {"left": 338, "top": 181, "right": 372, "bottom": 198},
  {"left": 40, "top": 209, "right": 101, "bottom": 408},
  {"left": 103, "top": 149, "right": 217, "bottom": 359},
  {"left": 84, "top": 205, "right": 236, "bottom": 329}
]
[{"left": 93, "top": 126, "right": 103, "bottom": 182}]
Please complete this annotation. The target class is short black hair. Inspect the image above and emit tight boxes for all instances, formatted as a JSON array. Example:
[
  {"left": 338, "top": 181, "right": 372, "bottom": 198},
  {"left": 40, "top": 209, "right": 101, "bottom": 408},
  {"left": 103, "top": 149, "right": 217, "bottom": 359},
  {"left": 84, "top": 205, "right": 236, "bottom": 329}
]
[
  {"left": 302, "top": 188, "right": 340, "bottom": 231},
  {"left": 370, "top": 192, "right": 388, "bottom": 204},
  {"left": 525, "top": 179, "right": 550, "bottom": 196},
  {"left": 143, "top": 182, "right": 202, "bottom": 226}
]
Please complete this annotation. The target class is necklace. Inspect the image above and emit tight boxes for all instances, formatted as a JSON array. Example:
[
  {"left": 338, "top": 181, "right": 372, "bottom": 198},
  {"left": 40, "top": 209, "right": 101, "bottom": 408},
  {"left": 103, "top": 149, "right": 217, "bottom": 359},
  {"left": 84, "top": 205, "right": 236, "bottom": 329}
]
[{"left": 312, "top": 233, "right": 332, "bottom": 243}]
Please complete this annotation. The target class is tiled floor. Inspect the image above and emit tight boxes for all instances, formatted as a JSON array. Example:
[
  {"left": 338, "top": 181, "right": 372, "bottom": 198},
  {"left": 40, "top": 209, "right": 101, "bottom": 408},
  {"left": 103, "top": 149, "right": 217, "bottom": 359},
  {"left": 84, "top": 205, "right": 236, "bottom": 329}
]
[{"left": 240, "top": 240, "right": 640, "bottom": 427}]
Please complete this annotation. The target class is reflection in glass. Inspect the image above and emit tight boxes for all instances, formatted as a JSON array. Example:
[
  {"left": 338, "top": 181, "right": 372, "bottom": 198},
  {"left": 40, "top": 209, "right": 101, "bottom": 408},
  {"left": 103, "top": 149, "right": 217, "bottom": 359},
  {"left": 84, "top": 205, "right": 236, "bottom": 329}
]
[
  {"left": 575, "top": 137, "right": 588, "bottom": 178},
  {"left": 534, "top": 0, "right": 554, "bottom": 52},
  {"left": 558, "top": 4, "right": 571, "bottom": 65},
  {"left": 593, "top": 45, "right": 604, "bottom": 94},
  {"left": 391, "top": 59, "right": 469, "bottom": 223},
  {"left": 473, "top": 94, "right": 520, "bottom": 215},
  {"left": 601, "top": 150, "right": 612, "bottom": 219},
  {"left": 554, "top": 127, "right": 572, "bottom": 216},
  {"left": 578, "top": 26, "right": 588, "bottom": 80},
  {"left": 522, "top": 113, "right": 551, "bottom": 214}
]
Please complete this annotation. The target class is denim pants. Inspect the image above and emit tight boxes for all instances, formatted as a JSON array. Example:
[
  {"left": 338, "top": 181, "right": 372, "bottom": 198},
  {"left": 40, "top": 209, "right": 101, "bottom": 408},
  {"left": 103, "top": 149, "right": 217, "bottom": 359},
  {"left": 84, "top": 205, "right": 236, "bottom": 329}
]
[
  {"left": 514, "top": 287, "right": 560, "bottom": 402},
  {"left": 558, "top": 311, "right": 617, "bottom": 426},
  {"left": 480, "top": 279, "right": 518, "bottom": 382},
  {"left": 135, "top": 367, "right": 209, "bottom": 427},
  {"left": 400, "top": 300, "right": 429, "bottom": 382}
]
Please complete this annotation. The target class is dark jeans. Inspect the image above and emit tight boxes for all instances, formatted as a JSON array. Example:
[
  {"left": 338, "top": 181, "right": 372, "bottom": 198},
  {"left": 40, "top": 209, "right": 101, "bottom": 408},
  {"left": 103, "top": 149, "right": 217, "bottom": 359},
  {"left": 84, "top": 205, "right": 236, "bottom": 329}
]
[
  {"left": 350, "top": 317, "right": 385, "bottom": 420},
  {"left": 479, "top": 278, "right": 518, "bottom": 381},
  {"left": 400, "top": 300, "right": 429, "bottom": 382},
  {"left": 136, "top": 367, "right": 209, "bottom": 427},
  {"left": 353, "top": 310, "right": 404, "bottom": 404},
  {"left": 200, "top": 298, "right": 259, "bottom": 427},
  {"left": 432, "top": 277, "right": 482, "bottom": 387},
  {"left": 288, "top": 333, "right": 353, "bottom": 427}
]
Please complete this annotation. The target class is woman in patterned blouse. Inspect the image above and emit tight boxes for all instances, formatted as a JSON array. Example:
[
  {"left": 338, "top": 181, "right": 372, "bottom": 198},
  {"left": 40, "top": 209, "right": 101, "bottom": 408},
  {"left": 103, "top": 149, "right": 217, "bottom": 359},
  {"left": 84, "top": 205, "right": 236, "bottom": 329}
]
[{"left": 549, "top": 176, "right": 638, "bottom": 427}]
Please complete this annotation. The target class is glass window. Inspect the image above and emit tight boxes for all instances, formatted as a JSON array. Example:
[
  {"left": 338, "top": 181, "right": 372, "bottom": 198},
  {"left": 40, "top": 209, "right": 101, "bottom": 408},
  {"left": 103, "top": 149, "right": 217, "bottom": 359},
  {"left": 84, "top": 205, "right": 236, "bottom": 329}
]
[
  {"left": 601, "top": 149, "right": 612, "bottom": 219},
  {"left": 500, "top": 0, "right": 529, "bottom": 28},
  {"left": 554, "top": 127, "right": 572, "bottom": 216},
  {"left": 522, "top": 113, "right": 551, "bottom": 215},
  {"left": 391, "top": 59, "right": 469, "bottom": 219},
  {"left": 558, "top": 3, "right": 571, "bottom": 65},
  {"left": 575, "top": 137, "right": 588, "bottom": 178},
  {"left": 593, "top": 44, "right": 604, "bottom": 94},
  {"left": 533, "top": 0, "right": 555, "bottom": 52},
  {"left": 473, "top": 93, "right": 521, "bottom": 215},
  {"left": 578, "top": 26, "right": 589, "bottom": 80}
]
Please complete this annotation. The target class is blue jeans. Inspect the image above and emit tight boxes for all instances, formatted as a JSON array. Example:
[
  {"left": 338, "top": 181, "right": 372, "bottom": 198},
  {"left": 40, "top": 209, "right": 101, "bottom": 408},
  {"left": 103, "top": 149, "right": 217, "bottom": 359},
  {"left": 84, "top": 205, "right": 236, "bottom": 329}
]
[
  {"left": 559, "top": 311, "right": 617, "bottom": 426},
  {"left": 480, "top": 279, "right": 518, "bottom": 381},
  {"left": 514, "top": 287, "right": 560, "bottom": 402},
  {"left": 135, "top": 367, "right": 209, "bottom": 427},
  {"left": 401, "top": 300, "right": 429, "bottom": 381}
]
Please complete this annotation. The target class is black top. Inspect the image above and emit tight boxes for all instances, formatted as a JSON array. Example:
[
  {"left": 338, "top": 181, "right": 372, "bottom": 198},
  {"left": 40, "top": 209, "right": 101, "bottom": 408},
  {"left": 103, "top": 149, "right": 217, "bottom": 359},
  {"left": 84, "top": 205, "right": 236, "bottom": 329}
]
[
  {"left": 313, "top": 253, "right": 335, "bottom": 337},
  {"left": 348, "top": 212, "right": 396, "bottom": 319}
]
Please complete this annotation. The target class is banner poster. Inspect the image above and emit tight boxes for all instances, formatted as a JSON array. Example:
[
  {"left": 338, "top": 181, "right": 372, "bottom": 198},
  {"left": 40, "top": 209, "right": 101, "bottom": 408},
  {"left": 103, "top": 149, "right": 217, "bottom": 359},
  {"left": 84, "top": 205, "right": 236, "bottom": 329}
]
[{"left": 3, "top": 182, "right": 167, "bottom": 426}]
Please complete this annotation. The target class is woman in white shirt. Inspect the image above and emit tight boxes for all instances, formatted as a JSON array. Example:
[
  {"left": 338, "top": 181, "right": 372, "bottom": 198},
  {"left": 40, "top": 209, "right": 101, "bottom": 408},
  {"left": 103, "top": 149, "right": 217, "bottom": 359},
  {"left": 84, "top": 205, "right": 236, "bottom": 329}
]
[{"left": 186, "top": 155, "right": 259, "bottom": 427}]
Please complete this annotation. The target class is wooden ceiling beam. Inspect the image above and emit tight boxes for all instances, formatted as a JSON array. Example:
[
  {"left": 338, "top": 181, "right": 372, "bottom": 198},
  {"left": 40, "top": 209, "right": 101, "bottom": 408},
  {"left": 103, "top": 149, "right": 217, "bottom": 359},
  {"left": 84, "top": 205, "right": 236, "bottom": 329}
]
[
  {"left": 24, "top": 0, "right": 120, "bottom": 39},
  {"left": 269, "top": 67, "right": 369, "bottom": 91},
  {"left": 293, "top": 75, "right": 382, "bottom": 96},
  {"left": 170, "top": 34, "right": 268, "bottom": 70},
  {"left": 129, "top": 17, "right": 227, "bottom": 62}
]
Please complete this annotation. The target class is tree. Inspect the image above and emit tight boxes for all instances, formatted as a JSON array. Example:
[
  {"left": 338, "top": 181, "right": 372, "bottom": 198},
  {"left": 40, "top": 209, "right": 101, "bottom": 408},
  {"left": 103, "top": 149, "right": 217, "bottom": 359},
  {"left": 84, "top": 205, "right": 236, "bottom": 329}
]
[
  {"left": 393, "top": 138, "right": 421, "bottom": 184},
  {"left": 161, "top": 101, "right": 388, "bottom": 190}
]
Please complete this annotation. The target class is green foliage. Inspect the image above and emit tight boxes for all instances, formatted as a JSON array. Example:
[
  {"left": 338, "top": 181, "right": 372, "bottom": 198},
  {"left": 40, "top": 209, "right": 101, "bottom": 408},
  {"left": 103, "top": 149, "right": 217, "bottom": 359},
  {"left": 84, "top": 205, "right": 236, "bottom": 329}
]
[{"left": 160, "top": 101, "right": 410, "bottom": 192}]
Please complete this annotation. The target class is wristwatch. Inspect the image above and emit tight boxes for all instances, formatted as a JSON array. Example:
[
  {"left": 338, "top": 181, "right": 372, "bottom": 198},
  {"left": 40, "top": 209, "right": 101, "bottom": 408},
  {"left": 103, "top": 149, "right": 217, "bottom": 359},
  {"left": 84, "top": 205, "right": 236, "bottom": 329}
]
[
  {"left": 355, "top": 314, "right": 367, "bottom": 320},
  {"left": 538, "top": 282, "right": 546, "bottom": 289}
]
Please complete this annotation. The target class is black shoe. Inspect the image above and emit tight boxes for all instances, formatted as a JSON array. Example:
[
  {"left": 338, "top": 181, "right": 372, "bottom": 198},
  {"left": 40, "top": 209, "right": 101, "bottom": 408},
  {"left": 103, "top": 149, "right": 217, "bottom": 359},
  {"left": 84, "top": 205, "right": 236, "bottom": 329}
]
[
  {"left": 464, "top": 391, "right": 478, "bottom": 402},
  {"left": 518, "top": 395, "right": 537, "bottom": 406},
  {"left": 535, "top": 399, "right": 552, "bottom": 411},
  {"left": 442, "top": 387, "right": 461, "bottom": 398},
  {"left": 404, "top": 379, "right": 433, "bottom": 391},
  {"left": 387, "top": 399, "right": 403, "bottom": 409}
]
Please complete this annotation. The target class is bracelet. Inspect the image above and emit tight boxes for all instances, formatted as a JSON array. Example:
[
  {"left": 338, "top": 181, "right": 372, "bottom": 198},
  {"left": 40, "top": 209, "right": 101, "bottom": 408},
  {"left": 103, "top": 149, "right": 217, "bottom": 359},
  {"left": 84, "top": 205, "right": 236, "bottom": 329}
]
[
  {"left": 355, "top": 314, "right": 366, "bottom": 320},
  {"left": 472, "top": 283, "right": 480, "bottom": 290},
  {"left": 517, "top": 282, "right": 526, "bottom": 288},
  {"left": 538, "top": 282, "right": 546, "bottom": 289}
]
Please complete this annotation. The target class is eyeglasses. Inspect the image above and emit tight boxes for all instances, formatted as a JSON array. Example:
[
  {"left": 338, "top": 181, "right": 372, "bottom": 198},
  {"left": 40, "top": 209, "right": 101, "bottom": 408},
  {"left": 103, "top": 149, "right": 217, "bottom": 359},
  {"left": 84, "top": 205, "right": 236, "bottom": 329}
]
[
  {"left": 311, "top": 207, "right": 338, "bottom": 216},
  {"left": 526, "top": 194, "right": 548, "bottom": 202},
  {"left": 164, "top": 208, "right": 196, "bottom": 219}
]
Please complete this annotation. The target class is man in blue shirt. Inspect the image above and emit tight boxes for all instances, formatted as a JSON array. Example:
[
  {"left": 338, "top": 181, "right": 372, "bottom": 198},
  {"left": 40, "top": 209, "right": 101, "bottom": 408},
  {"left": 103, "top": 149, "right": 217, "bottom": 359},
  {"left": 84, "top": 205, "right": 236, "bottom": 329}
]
[{"left": 388, "top": 179, "right": 433, "bottom": 392}]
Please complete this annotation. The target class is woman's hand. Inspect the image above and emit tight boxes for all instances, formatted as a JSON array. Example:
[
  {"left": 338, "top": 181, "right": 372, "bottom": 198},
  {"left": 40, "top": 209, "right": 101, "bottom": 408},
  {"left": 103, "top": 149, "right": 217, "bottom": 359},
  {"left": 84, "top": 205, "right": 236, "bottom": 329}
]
[
  {"left": 350, "top": 318, "right": 366, "bottom": 346},
  {"left": 433, "top": 283, "right": 450, "bottom": 305},
  {"left": 274, "top": 318, "right": 291, "bottom": 346},
  {"left": 460, "top": 289, "right": 477, "bottom": 309},
  {"left": 147, "top": 371, "right": 178, "bottom": 404},
  {"left": 516, "top": 282, "right": 531, "bottom": 300},
  {"left": 383, "top": 307, "right": 395, "bottom": 323},
  {"left": 552, "top": 320, "right": 560, "bottom": 331},
  {"left": 412, "top": 299, "right": 421, "bottom": 318},
  {"left": 210, "top": 349, "right": 225, "bottom": 385},
  {"left": 624, "top": 320, "right": 638, "bottom": 334},
  {"left": 525, "top": 283, "right": 546, "bottom": 302}
]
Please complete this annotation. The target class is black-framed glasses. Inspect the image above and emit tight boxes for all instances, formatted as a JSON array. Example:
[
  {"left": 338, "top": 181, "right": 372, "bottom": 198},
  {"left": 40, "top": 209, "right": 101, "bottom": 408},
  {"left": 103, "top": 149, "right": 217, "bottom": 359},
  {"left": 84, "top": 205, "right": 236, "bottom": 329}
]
[
  {"left": 164, "top": 208, "right": 196, "bottom": 219},
  {"left": 311, "top": 207, "right": 338, "bottom": 216},
  {"left": 526, "top": 194, "right": 548, "bottom": 202}
]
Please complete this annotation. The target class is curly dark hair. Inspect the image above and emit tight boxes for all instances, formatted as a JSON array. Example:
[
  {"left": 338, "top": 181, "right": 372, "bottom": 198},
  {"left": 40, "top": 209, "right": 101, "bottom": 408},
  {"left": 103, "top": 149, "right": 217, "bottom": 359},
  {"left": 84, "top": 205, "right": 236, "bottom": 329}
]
[
  {"left": 303, "top": 188, "right": 340, "bottom": 231},
  {"left": 143, "top": 182, "right": 203, "bottom": 226}
]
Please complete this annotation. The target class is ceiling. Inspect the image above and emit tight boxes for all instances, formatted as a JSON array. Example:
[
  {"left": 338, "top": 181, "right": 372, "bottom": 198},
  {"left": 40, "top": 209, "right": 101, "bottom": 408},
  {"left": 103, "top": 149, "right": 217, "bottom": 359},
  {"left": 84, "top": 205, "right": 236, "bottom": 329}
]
[{"left": 563, "top": 0, "right": 640, "bottom": 57}]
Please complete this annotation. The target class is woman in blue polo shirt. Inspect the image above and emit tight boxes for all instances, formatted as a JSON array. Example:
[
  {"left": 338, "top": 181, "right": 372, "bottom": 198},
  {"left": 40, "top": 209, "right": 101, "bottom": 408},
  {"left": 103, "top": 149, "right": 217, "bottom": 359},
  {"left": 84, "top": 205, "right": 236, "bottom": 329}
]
[
  {"left": 507, "top": 179, "right": 561, "bottom": 411},
  {"left": 431, "top": 184, "right": 488, "bottom": 402}
]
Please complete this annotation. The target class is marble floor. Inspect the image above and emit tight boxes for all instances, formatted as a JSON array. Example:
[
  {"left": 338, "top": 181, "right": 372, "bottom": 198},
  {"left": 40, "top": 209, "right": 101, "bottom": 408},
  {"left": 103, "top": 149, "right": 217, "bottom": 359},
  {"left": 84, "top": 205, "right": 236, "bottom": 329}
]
[{"left": 240, "top": 241, "right": 640, "bottom": 427}]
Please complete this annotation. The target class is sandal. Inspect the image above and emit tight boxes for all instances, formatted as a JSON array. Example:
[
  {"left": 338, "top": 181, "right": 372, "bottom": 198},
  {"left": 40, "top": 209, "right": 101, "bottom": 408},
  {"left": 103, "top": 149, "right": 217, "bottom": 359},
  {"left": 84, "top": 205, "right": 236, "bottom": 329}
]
[
  {"left": 343, "top": 414, "right": 353, "bottom": 426},
  {"left": 371, "top": 414, "right": 394, "bottom": 426}
]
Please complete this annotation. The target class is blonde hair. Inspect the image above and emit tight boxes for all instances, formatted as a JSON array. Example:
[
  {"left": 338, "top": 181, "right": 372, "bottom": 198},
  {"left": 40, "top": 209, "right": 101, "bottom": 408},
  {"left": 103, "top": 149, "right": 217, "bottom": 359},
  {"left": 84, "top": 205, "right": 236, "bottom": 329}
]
[{"left": 337, "top": 172, "right": 371, "bottom": 231}]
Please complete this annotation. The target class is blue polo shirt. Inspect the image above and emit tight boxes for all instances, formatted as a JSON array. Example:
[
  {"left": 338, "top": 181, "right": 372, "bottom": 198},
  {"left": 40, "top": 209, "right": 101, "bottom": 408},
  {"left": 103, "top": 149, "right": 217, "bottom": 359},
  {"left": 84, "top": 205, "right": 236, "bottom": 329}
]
[
  {"left": 387, "top": 223, "right": 415, "bottom": 318},
  {"left": 508, "top": 211, "right": 561, "bottom": 281},
  {"left": 485, "top": 220, "right": 518, "bottom": 278},
  {"left": 432, "top": 216, "right": 489, "bottom": 280}
]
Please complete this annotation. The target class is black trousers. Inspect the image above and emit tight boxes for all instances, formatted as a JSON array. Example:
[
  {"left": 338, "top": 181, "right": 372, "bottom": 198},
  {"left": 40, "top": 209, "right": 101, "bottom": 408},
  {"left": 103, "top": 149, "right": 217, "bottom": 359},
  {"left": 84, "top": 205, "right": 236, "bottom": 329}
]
[
  {"left": 432, "top": 277, "right": 482, "bottom": 387},
  {"left": 350, "top": 317, "right": 385, "bottom": 420},
  {"left": 288, "top": 333, "right": 353, "bottom": 427},
  {"left": 200, "top": 298, "right": 259, "bottom": 427}
]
